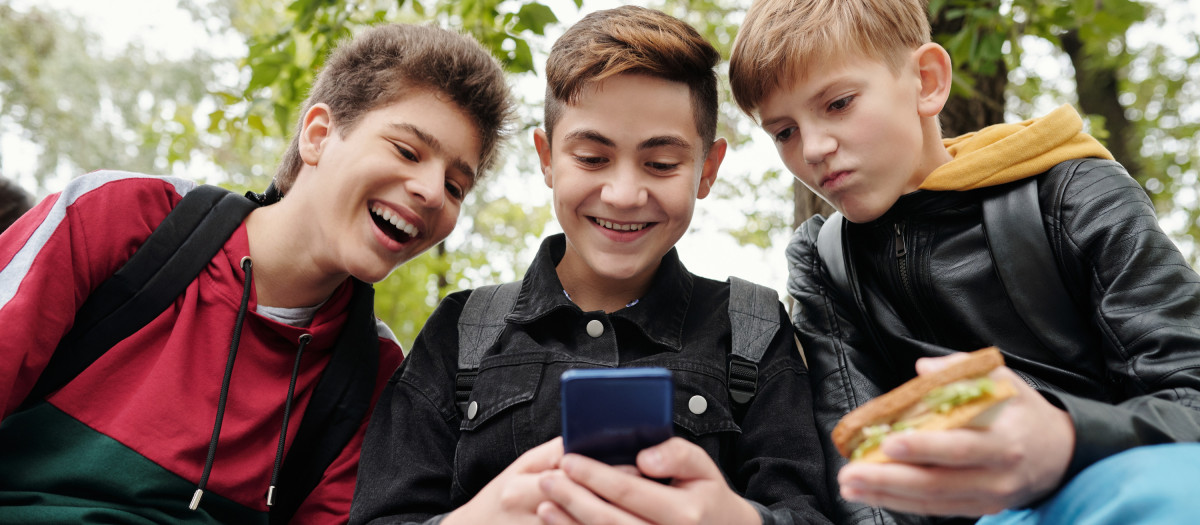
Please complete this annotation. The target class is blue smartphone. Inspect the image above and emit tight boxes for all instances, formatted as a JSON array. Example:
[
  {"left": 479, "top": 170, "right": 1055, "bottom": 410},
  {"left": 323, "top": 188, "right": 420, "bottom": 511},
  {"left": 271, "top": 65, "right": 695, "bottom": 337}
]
[{"left": 560, "top": 367, "right": 673, "bottom": 465}]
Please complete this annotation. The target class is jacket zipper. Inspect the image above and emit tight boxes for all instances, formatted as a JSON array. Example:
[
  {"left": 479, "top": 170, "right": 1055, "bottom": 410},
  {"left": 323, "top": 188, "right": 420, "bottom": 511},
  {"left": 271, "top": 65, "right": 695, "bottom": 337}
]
[
  {"left": 894, "top": 221, "right": 939, "bottom": 341},
  {"left": 894, "top": 222, "right": 912, "bottom": 296}
]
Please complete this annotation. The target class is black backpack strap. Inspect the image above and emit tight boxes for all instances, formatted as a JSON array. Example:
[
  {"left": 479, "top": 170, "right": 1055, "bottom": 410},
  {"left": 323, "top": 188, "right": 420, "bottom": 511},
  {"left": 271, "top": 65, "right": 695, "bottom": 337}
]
[
  {"left": 815, "top": 212, "right": 851, "bottom": 300},
  {"left": 22, "top": 184, "right": 258, "bottom": 409},
  {"left": 982, "top": 168, "right": 1090, "bottom": 358},
  {"left": 270, "top": 280, "right": 379, "bottom": 525},
  {"left": 455, "top": 282, "right": 521, "bottom": 415},
  {"left": 726, "top": 276, "right": 782, "bottom": 405}
]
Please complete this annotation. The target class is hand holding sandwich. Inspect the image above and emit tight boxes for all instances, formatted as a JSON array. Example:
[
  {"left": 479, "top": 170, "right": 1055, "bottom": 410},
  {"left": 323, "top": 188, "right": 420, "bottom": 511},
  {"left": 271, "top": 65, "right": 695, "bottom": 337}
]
[{"left": 837, "top": 349, "right": 1076, "bottom": 517}]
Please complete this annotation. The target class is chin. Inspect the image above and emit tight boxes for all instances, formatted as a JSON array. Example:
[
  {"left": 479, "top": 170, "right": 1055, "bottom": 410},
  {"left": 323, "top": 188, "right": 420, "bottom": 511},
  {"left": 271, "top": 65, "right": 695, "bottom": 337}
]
[{"left": 835, "top": 201, "right": 889, "bottom": 224}]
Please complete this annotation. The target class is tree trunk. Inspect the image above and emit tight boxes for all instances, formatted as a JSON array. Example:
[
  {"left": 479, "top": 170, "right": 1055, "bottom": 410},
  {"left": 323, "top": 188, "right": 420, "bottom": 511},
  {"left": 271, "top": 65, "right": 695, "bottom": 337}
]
[
  {"left": 1059, "top": 29, "right": 1143, "bottom": 184},
  {"left": 931, "top": 4, "right": 1008, "bottom": 136}
]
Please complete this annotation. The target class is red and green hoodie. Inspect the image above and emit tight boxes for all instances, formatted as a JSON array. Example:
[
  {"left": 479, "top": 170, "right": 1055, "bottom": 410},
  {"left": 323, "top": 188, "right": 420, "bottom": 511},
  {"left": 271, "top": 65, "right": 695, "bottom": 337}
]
[{"left": 0, "top": 171, "right": 403, "bottom": 524}]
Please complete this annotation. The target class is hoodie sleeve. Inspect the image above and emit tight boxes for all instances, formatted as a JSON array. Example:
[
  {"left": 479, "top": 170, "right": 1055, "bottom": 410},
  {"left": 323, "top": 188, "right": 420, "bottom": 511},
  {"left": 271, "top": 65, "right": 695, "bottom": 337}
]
[
  {"left": 1044, "top": 158, "right": 1200, "bottom": 479},
  {"left": 0, "top": 172, "right": 189, "bottom": 418}
]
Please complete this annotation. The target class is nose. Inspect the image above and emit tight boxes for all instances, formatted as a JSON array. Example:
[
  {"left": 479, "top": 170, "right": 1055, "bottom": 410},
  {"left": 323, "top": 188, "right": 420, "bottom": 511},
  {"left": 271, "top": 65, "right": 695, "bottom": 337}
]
[
  {"left": 600, "top": 163, "right": 648, "bottom": 208},
  {"left": 407, "top": 164, "right": 446, "bottom": 210},
  {"left": 801, "top": 124, "right": 836, "bottom": 166}
]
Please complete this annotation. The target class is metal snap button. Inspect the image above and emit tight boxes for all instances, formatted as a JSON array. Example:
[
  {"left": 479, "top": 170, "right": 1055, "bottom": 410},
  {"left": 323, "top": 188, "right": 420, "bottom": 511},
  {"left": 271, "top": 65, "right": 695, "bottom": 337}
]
[
  {"left": 586, "top": 319, "right": 604, "bottom": 338},
  {"left": 467, "top": 401, "right": 479, "bottom": 420},
  {"left": 688, "top": 395, "right": 708, "bottom": 415}
]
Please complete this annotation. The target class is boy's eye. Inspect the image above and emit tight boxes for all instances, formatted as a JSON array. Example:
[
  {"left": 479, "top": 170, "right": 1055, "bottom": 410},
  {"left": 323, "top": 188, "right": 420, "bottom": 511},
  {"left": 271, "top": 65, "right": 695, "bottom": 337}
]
[
  {"left": 829, "top": 95, "right": 855, "bottom": 112},
  {"left": 575, "top": 155, "right": 608, "bottom": 167},
  {"left": 394, "top": 143, "right": 418, "bottom": 162},
  {"left": 646, "top": 161, "right": 680, "bottom": 172},
  {"left": 773, "top": 126, "right": 796, "bottom": 143},
  {"left": 445, "top": 180, "right": 465, "bottom": 201}
]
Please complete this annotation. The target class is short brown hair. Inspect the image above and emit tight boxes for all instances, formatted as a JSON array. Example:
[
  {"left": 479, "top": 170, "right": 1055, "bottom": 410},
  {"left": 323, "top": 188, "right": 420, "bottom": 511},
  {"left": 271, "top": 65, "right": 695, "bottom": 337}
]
[
  {"left": 730, "top": 0, "right": 931, "bottom": 118},
  {"left": 543, "top": 6, "right": 720, "bottom": 148},
  {"left": 274, "top": 24, "right": 514, "bottom": 193}
]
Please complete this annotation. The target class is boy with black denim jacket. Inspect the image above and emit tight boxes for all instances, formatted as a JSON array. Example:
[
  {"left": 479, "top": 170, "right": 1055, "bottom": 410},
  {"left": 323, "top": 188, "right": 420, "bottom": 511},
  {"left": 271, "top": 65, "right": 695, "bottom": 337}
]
[
  {"left": 729, "top": 0, "right": 1200, "bottom": 524},
  {"left": 349, "top": 6, "right": 833, "bottom": 525}
]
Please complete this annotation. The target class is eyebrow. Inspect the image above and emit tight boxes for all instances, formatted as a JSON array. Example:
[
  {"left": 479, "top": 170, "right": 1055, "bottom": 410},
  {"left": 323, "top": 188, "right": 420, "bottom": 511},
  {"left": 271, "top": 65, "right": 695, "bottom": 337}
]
[
  {"left": 638, "top": 135, "right": 692, "bottom": 153},
  {"left": 389, "top": 123, "right": 477, "bottom": 181},
  {"left": 561, "top": 129, "right": 615, "bottom": 148},
  {"left": 561, "top": 129, "right": 692, "bottom": 153}
]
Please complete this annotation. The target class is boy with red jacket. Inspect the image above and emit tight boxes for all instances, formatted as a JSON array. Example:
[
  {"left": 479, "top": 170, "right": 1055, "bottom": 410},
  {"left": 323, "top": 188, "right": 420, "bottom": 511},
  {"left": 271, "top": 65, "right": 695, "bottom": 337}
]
[{"left": 0, "top": 24, "right": 512, "bottom": 524}]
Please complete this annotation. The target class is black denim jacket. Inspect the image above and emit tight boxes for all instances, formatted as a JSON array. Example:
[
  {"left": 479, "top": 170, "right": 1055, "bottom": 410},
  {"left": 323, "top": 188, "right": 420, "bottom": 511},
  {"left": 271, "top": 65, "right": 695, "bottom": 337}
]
[{"left": 351, "top": 234, "right": 833, "bottom": 525}]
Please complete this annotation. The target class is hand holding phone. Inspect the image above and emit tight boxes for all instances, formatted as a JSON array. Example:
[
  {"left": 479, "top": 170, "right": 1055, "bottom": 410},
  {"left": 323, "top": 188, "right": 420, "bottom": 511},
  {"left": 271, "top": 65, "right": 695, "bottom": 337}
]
[{"left": 560, "top": 367, "right": 673, "bottom": 465}]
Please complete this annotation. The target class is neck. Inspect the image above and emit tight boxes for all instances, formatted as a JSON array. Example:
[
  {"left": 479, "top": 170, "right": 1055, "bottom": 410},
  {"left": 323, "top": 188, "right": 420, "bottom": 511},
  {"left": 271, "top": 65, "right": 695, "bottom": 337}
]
[
  {"left": 244, "top": 204, "right": 347, "bottom": 308},
  {"left": 555, "top": 253, "right": 655, "bottom": 313}
]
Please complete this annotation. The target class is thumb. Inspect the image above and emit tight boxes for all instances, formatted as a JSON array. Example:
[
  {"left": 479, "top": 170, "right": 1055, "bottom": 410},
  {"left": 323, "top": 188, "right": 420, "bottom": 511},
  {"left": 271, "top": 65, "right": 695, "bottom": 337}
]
[
  {"left": 636, "top": 437, "right": 721, "bottom": 481},
  {"left": 511, "top": 437, "right": 564, "bottom": 474},
  {"left": 914, "top": 351, "right": 974, "bottom": 375}
]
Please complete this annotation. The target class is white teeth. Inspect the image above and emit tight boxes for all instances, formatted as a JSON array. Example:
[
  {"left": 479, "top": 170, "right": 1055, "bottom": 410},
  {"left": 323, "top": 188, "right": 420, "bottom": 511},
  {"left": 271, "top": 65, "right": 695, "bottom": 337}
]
[
  {"left": 370, "top": 203, "right": 420, "bottom": 237},
  {"left": 594, "top": 218, "right": 647, "bottom": 232}
]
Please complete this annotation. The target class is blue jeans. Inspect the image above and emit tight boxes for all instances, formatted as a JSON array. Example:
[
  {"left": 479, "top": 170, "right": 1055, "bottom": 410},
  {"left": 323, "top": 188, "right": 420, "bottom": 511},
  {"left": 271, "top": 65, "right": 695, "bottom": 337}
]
[{"left": 978, "top": 443, "right": 1200, "bottom": 525}]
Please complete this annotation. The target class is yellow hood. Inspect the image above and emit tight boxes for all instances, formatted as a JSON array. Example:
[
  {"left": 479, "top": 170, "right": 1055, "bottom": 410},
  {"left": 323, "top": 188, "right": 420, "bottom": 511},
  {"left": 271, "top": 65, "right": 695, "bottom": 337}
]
[{"left": 920, "top": 104, "right": 1114, "bottom": 191}]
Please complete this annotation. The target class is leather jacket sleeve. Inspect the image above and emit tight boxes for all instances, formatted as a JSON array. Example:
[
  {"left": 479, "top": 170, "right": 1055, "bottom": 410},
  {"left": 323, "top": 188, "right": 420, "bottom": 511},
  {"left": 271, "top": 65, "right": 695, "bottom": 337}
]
[
  {"left": 787, "top": 158, "right": 1200, "bottom": 524},
  {"left": 787, "top": 218, "right": 925, "bottom": 525},
  {"left": 1042, "top": 159, "right": 1200, "bottom": 478}
]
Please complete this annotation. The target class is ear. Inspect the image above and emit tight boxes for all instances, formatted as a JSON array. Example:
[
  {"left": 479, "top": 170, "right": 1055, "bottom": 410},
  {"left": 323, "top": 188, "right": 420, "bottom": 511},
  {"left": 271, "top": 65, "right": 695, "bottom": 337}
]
[
  {"left": 913, "top": 43, "right": 952, "bottom": 117},
  {"left": 299, "top": 103, "right": 334, "bottom": 166},
  {"left": 696, "top": 138, "right": 727, "bottom": 200},
  {"left": 533, "top": 128, "right": 554, "bottom": 189}
]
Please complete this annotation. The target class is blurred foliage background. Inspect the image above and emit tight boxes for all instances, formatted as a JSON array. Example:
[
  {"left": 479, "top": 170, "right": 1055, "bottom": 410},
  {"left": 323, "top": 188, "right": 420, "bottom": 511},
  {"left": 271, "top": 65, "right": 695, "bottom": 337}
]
[{"left": 1, "top": 0, "right": 1197, "bottom": 349}]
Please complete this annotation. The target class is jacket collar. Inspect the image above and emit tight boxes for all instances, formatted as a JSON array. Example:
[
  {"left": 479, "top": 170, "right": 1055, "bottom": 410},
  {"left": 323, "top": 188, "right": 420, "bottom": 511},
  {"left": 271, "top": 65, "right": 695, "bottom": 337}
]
[{"left": 507, "top": 234, "right": 692, "bottom": 352}]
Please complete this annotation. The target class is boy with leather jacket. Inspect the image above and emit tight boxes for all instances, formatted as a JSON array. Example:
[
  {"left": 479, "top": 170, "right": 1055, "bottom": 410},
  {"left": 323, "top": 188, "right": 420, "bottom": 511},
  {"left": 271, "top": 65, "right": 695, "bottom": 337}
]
[{"left": 729, "top": 1, "right": 1200, "bottom": 524}]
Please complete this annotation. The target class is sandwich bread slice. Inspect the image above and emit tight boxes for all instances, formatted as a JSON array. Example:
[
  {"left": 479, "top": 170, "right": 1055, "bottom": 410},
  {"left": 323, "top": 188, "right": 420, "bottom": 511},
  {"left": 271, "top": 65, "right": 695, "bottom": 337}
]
[{"left": 832, "top": 347, "right": 1016, "bottom": 463}]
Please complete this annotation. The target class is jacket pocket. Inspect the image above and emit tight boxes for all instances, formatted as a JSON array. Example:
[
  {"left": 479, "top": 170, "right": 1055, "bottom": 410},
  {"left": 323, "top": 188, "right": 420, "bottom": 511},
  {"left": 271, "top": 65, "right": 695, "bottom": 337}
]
[
  {"left": 459, "top": 360, "right": 544, "bottom": 432},
  {"left": 453, "top": 359, "right": 546, "bottom": 500},
  {"left": 670, "top": 368, "right": 741, "bottom": 437}
]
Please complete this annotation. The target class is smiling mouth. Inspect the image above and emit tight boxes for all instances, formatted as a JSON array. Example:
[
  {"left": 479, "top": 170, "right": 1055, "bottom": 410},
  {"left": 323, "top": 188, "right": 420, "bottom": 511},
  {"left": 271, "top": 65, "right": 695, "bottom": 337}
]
[
  {"left": 591, "top": 217, "right": 650, "bottom": 232},
  {"left": 370, "top": 203, "right": 420, "bottom": 244}
]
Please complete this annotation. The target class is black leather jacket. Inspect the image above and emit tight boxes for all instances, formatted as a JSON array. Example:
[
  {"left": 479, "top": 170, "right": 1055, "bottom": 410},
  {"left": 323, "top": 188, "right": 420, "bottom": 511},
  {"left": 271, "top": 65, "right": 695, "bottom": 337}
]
[{"left": 788, "top": 158, "right": 1200, "bottom": 525}]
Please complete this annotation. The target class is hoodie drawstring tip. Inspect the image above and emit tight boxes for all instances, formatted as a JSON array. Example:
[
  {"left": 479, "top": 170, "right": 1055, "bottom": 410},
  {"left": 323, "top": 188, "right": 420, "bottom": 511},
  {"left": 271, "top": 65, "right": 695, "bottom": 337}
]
[{"left": 189, "top": 489, "right": 204, "bottom": 510}]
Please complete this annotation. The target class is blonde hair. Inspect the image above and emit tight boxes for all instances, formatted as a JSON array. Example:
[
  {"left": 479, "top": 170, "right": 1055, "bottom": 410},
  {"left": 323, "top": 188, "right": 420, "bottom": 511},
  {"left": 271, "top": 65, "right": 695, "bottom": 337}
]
[{"left": 729, "top": 0, "right": 931, "bottom": 118}]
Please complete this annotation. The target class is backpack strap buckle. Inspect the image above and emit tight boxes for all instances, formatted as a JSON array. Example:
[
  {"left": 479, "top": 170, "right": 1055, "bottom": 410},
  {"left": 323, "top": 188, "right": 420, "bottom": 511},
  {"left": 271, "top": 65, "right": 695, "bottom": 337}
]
[
  {"left": 455, "top": 370, "right": 479, "bottom": 416},
  {"left": 727, "top": 355, "right": 758, "bottom": 405}
]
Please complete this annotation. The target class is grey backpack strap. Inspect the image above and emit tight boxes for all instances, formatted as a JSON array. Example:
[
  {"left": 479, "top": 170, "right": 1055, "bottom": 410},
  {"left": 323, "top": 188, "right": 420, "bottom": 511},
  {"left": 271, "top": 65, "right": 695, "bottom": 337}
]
[
  {"left": 983, "top": 169, "right": 1089, "bottom": 358},
  {"left": 816, "top": 212, "right": 851, "bottom": 300},
  {"left": 726, "top": 276, "right": 782, "bottom": 405},
  {"left": 455, "top": 282, "right": 521, "bottom": 415}
]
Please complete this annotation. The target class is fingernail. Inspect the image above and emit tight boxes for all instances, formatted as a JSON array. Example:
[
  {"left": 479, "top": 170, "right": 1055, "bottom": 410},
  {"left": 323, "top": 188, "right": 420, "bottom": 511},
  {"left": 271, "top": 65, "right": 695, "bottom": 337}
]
[
  {"left": 560, "top": 455, "right": 576, "bottom": 472},
  {"left": 641, "top": 448, "right": 662, "bottom": 468},
  {"left": 539, "top": 473, "right": 556, "bottom": 492},
  {"left": 882, "top": 438, "right": 909, "bottom": 457}
]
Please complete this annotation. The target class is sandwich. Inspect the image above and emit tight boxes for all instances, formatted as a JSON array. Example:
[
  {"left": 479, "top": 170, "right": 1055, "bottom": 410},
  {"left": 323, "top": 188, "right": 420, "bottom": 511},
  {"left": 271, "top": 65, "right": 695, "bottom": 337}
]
[{"left": 832, "top": 347, "right": 1016, "bottom": 463}]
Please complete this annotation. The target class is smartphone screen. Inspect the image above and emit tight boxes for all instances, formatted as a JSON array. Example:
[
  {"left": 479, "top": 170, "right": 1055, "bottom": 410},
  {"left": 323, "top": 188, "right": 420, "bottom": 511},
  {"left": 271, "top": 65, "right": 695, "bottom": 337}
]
[{"left": 560, "top": 367, "right": 673, "bottom": 465}]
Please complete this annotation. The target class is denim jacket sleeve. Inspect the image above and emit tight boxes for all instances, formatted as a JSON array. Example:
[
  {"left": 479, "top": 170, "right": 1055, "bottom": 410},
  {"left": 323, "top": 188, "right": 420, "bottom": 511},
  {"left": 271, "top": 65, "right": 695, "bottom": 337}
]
[
  {"left": 730, "top": 302, "right": 836, "bottom": 525},
  {"left": 348, "top": 293, "right": 468, "bottom": 525}
]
